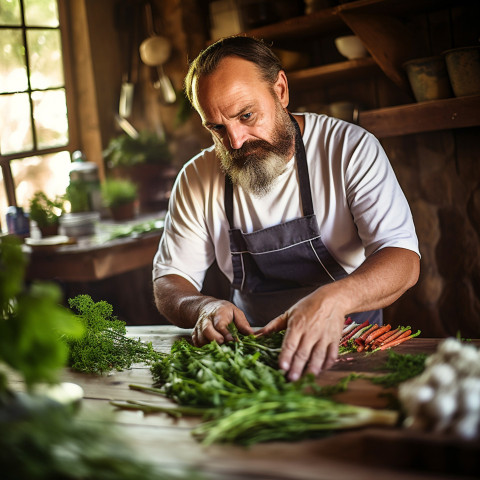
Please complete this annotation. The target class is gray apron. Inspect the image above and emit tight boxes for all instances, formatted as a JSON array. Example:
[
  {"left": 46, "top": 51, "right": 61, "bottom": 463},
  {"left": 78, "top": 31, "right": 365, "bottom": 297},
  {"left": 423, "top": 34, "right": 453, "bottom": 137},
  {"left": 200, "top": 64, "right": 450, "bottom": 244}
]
[{"left": 225, "top": 115, "right": 382, "bottom": 327}]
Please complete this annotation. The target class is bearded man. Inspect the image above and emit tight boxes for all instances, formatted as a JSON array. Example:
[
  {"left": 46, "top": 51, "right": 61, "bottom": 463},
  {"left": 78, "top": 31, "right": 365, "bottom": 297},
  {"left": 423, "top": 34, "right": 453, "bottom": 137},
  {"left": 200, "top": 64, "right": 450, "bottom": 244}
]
[{"left": 152, "top": 36, "right": 420, "bottom": 381}]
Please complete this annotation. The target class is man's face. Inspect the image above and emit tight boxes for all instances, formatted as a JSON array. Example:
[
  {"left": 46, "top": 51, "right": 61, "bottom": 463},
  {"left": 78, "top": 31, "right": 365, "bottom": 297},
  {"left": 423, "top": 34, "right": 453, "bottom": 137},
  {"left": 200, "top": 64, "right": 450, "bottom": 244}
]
[{"left": 193, "top": 57, "right": 296, "bottom": 196}]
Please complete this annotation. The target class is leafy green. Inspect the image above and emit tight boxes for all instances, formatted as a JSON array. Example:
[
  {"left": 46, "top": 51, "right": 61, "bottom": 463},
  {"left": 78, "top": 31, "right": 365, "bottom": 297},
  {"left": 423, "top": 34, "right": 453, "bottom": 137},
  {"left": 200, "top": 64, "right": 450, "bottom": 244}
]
[
  {"left": 125, "top": 326, "right": 399, "bottom": 446},
  {"left": 105, "top": 219, "right": 163, "bottom": 241},
  {"left": 66, "top": 295, "right": 161, "bottom": 374},
  {"left": 28, "top": 191, "right": 64, "bottom": 227},
  {"left": 0, "top": 236, "right": 84, "bottom": 394},
  {"left": 192, "top": 388, "right": 397, "bottom": 446},
  {"left": 368, "top": 350, "right": 427, "bottom": 388},
  {"left": 101, "top": 178, "right": 137, "bottom": 207},
  {"left": 150, "top": 328, "right": 288, "bottom": 407},
  {"left": 103, "top": 130, "right": 172, "bottom": 168}
]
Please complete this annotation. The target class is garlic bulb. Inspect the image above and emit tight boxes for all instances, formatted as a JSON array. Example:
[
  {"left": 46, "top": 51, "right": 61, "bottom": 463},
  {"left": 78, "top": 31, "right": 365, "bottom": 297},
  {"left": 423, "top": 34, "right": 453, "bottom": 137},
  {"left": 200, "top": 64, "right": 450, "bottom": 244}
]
[{"left": 399, "top": 337, "right": 480, "bottom": 439}]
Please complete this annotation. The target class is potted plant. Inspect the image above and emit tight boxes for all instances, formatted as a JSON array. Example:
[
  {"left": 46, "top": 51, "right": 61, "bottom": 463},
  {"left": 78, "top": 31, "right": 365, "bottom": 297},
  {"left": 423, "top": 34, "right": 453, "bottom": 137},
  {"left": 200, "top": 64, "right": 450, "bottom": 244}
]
[
  {"left": 101, "top": 178, "right": 138, "bottom": 221},
  {"left": 28, "top": 191, "right": 64, "bottom": 237},
  {"left": 103, "top": 130, "right": 177, "bottom": 213}
]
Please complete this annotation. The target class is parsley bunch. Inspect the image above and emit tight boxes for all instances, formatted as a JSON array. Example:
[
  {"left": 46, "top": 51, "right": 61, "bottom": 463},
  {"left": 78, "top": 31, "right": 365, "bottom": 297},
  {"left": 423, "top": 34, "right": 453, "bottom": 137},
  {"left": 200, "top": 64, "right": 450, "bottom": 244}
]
[
  {"left": 67, "top": 295, "right": 161, "bottom": 374},
  {"left": 151, "top": 329, "right": 287, "bottom": 407}
]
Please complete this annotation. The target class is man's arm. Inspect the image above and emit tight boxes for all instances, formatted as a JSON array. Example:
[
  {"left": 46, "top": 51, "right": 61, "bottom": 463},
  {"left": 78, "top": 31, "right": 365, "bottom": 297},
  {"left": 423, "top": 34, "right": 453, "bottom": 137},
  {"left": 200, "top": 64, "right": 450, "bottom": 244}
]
[
  {"left": 153, "top": 274, "right": 253, "bottom": 346},
  {"left": 259, "top": 247, "right": 420, "bottom": 381}
]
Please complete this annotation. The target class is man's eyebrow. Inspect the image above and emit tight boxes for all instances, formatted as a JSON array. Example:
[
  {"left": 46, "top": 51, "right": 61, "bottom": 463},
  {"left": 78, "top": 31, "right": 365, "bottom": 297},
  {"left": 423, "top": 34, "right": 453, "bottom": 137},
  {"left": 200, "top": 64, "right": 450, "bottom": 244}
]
[{"left": 204, "top": 104, "right": 255, "bottom": 128}]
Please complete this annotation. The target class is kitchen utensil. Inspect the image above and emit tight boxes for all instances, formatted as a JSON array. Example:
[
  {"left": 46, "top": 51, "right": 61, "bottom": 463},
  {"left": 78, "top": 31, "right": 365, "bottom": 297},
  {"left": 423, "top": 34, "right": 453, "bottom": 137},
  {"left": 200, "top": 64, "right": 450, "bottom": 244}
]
[{"left": 139, "top": 2, "right": 176, "bottom": 104}]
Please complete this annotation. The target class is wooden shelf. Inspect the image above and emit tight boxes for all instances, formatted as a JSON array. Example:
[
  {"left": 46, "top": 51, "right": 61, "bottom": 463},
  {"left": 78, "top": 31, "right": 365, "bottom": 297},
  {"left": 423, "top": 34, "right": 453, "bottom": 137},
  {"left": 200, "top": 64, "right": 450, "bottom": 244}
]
[
  {"left": 288, "top": 57, "right": 379, "bottom": 88},
  {"left": 358, "top": 95, "right": 480, "bottom": 138}
]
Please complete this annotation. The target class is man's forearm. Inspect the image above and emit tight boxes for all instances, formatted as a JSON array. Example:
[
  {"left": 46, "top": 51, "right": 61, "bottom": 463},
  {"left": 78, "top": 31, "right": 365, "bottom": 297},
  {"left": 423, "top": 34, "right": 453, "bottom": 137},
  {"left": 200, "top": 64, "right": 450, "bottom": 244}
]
[
  {"left": 153, "top": 274, "right": 216, "bottom": 328},
  {"left": 320, "top": 246, "right": 420, "bottom": 316}
]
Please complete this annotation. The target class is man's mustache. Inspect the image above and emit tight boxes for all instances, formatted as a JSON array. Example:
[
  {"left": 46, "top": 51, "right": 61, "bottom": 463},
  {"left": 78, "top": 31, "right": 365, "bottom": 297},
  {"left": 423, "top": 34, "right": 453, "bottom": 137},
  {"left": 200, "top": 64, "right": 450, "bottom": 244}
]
[{"left": 228, "top": 139, "right": 275, "bottom": 163}]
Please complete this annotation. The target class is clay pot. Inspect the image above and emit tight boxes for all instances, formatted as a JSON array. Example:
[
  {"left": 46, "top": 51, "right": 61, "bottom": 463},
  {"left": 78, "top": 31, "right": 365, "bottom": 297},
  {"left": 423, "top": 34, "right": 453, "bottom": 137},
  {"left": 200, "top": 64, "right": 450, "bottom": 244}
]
[
  {"left": 443, "top": 46, "right": 480, "bottom": 97},
  {"left": 39, "top": 224, "right": 59, "bottom": 237},
  {"left": 403, "top": 56, "right": 453, "bottom": 102},
  {"left": 109, "top": 201, "right": 136, "bottom": 222}
]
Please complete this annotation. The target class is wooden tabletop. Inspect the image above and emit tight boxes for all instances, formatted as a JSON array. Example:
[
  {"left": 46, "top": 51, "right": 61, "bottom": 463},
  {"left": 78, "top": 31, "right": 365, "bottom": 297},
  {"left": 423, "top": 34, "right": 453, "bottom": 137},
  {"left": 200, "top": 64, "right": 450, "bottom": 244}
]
[
  {"left": 14, "top": 326, "right": 479, "bottom": 480},
  {"left": 23, "top": 215, "right": 164, "bottom": 282}
]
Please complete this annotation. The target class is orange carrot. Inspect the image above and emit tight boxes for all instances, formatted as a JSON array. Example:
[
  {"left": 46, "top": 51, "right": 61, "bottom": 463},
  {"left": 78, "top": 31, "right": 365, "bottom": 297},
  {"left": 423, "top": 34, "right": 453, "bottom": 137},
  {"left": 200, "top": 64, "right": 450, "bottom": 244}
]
[
  {"left": 372, "top": 327, "right": 399, "bottom": 346},
  {"left": 376, "top": 327, "right": 409, "bottom": 347},
  {"left": 364, "top": 324, "right": 391, "bottom": 346},
  {"left": 379, "top": 330, "right": 420, "bottom": 350}
]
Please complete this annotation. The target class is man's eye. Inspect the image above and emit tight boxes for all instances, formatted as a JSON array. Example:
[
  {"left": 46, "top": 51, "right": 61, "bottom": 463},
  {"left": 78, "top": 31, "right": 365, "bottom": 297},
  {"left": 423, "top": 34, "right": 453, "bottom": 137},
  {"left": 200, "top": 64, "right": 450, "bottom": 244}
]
[
  {"left": 210, "top": 124, "right": 224, "bottom": 132},
  {"left": 241, "top": 113, "right": 253, "bottom": 121}
]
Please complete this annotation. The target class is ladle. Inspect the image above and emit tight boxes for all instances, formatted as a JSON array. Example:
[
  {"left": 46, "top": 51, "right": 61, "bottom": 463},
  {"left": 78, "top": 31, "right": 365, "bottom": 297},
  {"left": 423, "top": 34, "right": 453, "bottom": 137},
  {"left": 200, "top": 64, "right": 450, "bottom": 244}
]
[{"left": 139, "top": 2, "right": 176, "bottom": 104}]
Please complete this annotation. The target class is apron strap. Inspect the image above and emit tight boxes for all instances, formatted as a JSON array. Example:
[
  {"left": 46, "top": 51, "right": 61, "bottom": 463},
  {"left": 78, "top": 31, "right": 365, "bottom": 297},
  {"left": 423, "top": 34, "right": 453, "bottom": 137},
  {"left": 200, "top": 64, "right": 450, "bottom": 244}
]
[
  {"left": 224, "top": 113, "right": 313, "bottom": 227},
  {"left": 289, "top": 113, "right": 314, "bottom": 217}
]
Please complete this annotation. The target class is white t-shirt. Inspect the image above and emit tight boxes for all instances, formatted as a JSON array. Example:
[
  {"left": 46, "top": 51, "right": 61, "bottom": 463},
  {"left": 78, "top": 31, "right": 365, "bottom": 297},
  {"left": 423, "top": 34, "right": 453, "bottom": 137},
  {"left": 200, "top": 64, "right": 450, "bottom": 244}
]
[{"left": 153, "top": 113, "right": 419, "bottom": 290}]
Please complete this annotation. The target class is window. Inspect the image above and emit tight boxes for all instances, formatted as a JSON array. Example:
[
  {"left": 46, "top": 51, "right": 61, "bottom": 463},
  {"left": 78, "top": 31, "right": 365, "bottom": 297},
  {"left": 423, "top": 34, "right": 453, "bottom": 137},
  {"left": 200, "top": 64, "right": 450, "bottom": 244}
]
[{"left": 0, "top": 0, "right": 75, "bottom": 232}]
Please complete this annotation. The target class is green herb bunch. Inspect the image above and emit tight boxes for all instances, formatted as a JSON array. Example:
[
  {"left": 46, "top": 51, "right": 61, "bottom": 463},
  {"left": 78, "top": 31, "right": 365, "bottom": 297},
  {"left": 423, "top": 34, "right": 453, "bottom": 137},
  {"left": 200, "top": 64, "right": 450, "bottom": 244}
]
[
  {"left": 67, "top": 295, "right": 161, "bottom": 374},
  {"left": 150, "top": 328, "right": 288, "bottom": 408},
  {"left": 121, "top": 325, "right": 397, "bottom": 446},
  {"left": 370, "top": 350, "right": 427, "bottom": 388},
  {"left": 192, "top": 388, "right": 397, "bottom": 446}
]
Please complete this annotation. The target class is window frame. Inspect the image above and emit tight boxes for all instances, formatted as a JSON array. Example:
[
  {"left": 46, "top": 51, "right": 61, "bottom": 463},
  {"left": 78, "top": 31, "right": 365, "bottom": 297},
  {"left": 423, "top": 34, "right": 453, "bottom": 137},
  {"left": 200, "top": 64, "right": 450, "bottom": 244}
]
[{"left": 0, "top": 0, "right": 79, "bottom": 207}]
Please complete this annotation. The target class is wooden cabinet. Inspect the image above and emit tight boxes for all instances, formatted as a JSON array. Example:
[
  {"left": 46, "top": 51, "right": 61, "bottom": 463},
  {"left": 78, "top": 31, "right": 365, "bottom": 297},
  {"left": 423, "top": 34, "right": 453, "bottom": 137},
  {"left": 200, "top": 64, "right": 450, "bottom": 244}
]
[{"left": 240, "top": 0, "right": 480, "bottom": 138}]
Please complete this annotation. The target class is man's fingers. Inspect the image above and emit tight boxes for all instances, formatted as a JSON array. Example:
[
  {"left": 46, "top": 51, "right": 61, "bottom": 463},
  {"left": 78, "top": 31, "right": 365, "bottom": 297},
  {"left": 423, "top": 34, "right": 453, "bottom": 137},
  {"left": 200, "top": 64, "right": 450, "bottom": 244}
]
[{"left": 256, "top": 312, "right": 288, "bottom": 337}]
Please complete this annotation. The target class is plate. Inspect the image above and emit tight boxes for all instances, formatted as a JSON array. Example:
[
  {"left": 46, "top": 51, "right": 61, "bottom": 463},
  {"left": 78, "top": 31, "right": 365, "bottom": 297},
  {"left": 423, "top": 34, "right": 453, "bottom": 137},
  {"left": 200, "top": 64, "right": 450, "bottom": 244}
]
[{"left": 25, "top": 235, "right": 75, "bottom": 248}]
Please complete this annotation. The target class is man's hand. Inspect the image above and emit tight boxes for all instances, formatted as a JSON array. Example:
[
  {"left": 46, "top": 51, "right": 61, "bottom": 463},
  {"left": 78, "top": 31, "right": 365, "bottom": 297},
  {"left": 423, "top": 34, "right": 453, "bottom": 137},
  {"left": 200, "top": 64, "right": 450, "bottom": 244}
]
[
  {"left": 192, "top": 300, "right": 253, "bottom": 346},
  {"left": 257, "top": 247, "right": 420, "bottom": 381},
  {"left": 258, "top": 288, "right": 345, "bottom": 381}
]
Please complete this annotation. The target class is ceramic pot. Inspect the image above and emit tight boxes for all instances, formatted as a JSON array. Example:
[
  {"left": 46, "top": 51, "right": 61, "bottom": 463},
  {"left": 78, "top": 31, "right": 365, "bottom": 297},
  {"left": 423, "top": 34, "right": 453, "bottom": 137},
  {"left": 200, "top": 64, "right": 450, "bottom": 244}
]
[
  {"left": 443, "top": 46, "right": 480, "bottom": 97},
  {"left": 109, "top": 201, "right": 136, "bottom": 222},
  {"left": 403, "top": 56, "right": 452, "bottom": 102},
  {"left": 39, "top": 224, "right": 59, "bottom": 237}
]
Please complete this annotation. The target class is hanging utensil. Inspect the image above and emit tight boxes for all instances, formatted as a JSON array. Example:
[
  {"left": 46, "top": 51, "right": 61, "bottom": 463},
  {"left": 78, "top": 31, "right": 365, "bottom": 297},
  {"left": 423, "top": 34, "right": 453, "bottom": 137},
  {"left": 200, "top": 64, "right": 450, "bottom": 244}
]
[
  {"left": 114, "top": 0, "right": 139, "bottom": 136},
  {"left": 139, "top": 1, "right": 176, "bottom": 104}
]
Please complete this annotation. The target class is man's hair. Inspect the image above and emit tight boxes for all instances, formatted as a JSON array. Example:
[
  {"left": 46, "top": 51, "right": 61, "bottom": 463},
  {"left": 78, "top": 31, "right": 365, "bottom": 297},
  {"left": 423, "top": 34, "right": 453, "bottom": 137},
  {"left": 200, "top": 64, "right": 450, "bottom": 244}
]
[{"left": 184, "top": 36, "right": 283, "bottom": 107}]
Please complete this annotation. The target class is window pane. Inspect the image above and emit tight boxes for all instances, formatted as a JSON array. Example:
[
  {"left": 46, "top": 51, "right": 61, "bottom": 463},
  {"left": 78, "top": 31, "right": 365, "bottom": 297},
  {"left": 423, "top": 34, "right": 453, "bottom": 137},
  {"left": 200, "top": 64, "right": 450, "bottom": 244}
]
[
  {"left": 0, "top": 93, "right": 33, "bottom": 154},
  {"left": 28, "top": 29, "right": 64, "bottom": 89},
  {"left": 32, "top": 89, "right": 68, "bottom": 148},
  {"left": 0, "top": 29, "right": 28, "bottom": 92},
  {"left": 12, "top": 151, "right": 71, "bottom": 214},
  {"left": 0, "top": 0, "right": 21, "bottom": 25},
  {"left": 24, "top": 0, "right": 59, "bottom": 27}
]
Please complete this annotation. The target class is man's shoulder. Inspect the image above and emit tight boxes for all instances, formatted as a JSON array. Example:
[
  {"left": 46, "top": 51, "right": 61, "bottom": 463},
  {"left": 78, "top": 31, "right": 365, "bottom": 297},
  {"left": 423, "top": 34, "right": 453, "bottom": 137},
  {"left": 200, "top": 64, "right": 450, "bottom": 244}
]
[{"left": 177, "top": 144, "right": 223, "bottom": 190}]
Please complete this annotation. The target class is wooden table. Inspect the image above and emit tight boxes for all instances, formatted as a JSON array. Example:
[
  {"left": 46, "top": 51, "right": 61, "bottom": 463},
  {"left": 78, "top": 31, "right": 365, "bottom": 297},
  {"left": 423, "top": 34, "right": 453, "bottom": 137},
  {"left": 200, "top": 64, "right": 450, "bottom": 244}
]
[
  {"left": 23, "top": 325, "right": 475, "bottom": 480},
  {"left": 24, "top": 215, "right": 164, "bottom": 282}
]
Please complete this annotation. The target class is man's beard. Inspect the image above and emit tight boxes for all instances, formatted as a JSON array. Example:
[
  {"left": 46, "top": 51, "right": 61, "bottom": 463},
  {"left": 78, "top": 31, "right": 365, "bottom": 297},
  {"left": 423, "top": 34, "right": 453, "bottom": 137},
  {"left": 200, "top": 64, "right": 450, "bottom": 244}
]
[{"left": 215, "top": 105, "right": 296, "bottom": 197}]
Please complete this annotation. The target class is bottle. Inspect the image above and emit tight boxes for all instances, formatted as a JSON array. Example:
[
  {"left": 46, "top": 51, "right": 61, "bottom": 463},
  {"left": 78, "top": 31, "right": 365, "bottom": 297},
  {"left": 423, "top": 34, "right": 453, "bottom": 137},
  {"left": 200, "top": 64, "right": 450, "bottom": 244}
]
[
  {"left": 6, "top": 206, "right": 30, "bottom": 237},
  {"left": 67, "top": 151, "right": 102, "bottom": 212}
]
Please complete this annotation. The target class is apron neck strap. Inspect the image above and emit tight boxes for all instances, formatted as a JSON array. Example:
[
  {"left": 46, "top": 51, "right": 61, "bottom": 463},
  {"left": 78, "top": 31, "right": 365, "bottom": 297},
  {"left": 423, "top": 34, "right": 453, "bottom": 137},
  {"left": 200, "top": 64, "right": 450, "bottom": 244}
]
[{"left": 225, "top": 113, "right": 313, "bottom": 228}]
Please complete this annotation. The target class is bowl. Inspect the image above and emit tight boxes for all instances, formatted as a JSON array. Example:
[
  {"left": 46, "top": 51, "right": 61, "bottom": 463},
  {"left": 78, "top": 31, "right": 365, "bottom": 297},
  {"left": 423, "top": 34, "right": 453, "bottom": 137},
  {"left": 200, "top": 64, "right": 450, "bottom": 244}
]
[
  {"left": 59, "top": 212, "right": 99, "bottom": 237},
  {"left": 334, "top": 35, "right": 368, "bottom": 60}
]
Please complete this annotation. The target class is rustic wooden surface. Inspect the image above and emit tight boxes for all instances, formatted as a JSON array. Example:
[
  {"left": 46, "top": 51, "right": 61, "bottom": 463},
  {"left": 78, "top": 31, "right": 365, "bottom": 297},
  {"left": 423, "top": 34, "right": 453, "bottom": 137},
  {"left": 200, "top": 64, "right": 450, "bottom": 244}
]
[{"left": 11, "top": 326, "right": 479, "bottom": 479}]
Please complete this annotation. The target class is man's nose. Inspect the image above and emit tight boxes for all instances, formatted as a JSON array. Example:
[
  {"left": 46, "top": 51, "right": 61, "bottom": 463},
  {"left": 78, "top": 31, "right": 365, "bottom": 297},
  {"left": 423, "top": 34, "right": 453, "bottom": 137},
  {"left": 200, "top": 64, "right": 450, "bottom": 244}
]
[{"left": 225, "top": 126, "right": 246, "bottom": 150}]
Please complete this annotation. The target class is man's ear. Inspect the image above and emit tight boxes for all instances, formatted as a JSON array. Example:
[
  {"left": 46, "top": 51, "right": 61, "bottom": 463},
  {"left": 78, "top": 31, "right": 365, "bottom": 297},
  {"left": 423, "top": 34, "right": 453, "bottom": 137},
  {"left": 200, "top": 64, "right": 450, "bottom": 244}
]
[{"left": 273, "top": 70, "right": 289, "bottom": 108}]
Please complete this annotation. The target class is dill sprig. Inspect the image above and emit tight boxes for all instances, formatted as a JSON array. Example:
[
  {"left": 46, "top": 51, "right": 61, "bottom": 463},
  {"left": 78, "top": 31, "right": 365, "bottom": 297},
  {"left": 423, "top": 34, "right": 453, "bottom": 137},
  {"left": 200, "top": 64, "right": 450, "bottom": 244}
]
[
  {"left": 369, "top": 350, "right": 427, "bottom": 388},
  {"left": 66, "top": 295, "right": 161, "bottom": 374}
]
